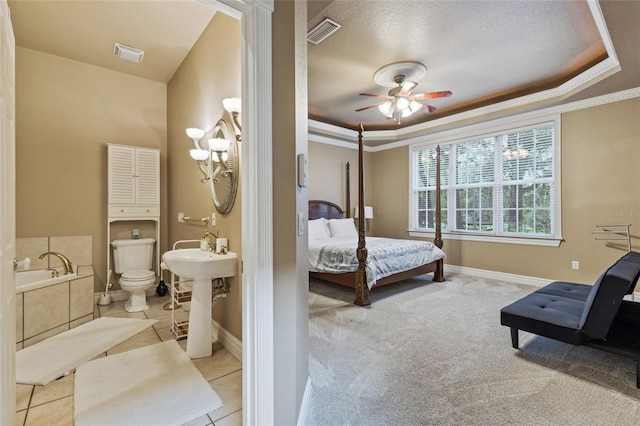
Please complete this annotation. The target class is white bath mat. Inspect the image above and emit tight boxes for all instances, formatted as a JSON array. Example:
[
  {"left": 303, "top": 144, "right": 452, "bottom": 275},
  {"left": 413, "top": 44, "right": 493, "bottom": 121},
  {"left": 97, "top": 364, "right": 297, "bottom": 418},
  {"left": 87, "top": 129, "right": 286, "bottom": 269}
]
[
  {"left": 16, "top": 317, "right": 157, "bottom": 385},
  {"left": 74, "top": 340, "right": 223, "bottom": 426}
]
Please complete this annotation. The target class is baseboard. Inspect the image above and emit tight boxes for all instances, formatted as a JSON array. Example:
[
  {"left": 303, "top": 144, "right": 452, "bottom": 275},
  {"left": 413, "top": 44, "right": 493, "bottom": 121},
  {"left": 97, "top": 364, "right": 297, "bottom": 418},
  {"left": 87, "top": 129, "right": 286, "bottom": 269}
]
[
  {"left": 297, "top": 377, "right": 312, "bottom": 426},
  {"left": 445, "top": 264, "right": 553, "bottom": 288},
  {"left": 211, "top": 319, "right": 242, "bottom": 361}
]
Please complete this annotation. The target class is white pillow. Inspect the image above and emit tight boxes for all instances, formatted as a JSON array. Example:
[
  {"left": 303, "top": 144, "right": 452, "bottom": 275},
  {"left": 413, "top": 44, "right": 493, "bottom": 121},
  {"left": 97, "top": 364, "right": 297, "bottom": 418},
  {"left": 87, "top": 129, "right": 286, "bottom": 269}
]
[
  {"left": 308, "top": 218, "right": 331, "bottom": 240},
  {"left": 328, "top": 218, "right": 358, "bottom": 238}
]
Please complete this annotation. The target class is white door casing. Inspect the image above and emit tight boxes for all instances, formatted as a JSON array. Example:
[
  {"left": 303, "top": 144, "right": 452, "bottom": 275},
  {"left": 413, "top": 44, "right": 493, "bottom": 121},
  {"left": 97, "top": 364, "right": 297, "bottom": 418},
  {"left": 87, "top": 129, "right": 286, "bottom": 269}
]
[{"left": 0, "top": 0, "right": 16, "bottom": 423}]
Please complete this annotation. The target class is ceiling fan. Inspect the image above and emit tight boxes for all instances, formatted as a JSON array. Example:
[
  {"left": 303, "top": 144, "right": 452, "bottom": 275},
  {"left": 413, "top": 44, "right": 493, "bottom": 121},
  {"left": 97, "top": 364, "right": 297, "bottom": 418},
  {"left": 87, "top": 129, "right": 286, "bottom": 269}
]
[{"left": 356, "top": 61, "right": 452, "bottom": 123}]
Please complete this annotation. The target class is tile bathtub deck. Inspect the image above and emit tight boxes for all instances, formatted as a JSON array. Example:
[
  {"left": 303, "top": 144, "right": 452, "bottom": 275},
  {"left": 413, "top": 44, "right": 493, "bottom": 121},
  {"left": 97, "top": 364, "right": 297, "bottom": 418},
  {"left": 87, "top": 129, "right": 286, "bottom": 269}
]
[{"left": 15, "top": 295, "right": 243, "bottom": 426}]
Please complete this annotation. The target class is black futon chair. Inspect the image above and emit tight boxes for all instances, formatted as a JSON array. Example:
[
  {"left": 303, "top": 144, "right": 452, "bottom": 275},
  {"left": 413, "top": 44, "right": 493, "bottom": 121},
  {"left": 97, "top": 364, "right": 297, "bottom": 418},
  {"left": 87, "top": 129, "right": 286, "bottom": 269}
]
[{"left": 501, "top": 251, "right": 640, "bottom": 386}]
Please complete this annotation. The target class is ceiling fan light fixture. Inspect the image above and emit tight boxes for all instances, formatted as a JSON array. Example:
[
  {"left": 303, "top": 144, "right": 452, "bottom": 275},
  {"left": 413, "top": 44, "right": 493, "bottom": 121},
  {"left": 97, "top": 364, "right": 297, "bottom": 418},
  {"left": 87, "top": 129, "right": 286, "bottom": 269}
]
[
  {"left": 408, "top": 100, "right": 422, "bottom": 113},
  {"left": 378, "top": 101, "right": 393, "bottom": 117},
  {"left": 395, "top": 97, "right": 410, "bottom": 110}
]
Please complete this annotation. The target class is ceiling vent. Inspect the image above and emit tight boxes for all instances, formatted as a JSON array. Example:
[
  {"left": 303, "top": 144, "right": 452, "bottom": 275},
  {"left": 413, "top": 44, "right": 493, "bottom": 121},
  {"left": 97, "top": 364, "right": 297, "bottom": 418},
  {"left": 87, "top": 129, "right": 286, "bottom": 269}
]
[
  {"left": 113, "top": 42, "right": 144, "bottom": 63},
  {"left": 307, "top": 18, "right": 341, "bottom": 45}
]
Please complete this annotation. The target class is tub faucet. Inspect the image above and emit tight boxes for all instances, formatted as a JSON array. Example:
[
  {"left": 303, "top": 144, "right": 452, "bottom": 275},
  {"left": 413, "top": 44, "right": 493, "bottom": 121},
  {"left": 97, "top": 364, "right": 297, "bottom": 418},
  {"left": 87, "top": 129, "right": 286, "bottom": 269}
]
[{"left": 38, "top": 252, "right": 73, "bottom": 275}]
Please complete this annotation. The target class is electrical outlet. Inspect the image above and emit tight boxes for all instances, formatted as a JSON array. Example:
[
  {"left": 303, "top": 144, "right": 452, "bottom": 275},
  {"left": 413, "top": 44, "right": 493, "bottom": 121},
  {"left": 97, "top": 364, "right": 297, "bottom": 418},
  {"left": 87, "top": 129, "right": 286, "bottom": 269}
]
[
  {"left": 572, "top": 261, "right": 580, "bottom": 270},
  {"left": 211, "top": 212, "right": 216, "bottom": 226},
  {"left": 178, "top": 212, "right": 184, "bottom": 223}
]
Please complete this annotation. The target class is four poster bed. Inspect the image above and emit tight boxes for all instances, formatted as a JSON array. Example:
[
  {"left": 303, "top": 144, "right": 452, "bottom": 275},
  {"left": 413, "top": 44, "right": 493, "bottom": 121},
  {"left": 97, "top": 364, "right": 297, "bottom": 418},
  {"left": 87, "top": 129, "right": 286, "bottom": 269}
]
[{"left": 308, "top": 125, "right": 445, "bottom": 306}]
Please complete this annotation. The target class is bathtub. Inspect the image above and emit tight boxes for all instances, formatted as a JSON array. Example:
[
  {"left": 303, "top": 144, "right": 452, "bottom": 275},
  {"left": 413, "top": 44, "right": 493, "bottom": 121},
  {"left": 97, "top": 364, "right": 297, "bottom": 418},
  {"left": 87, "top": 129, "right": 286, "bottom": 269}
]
[{"left": 16, "top": 269, "right": 78, "bottom": 293}]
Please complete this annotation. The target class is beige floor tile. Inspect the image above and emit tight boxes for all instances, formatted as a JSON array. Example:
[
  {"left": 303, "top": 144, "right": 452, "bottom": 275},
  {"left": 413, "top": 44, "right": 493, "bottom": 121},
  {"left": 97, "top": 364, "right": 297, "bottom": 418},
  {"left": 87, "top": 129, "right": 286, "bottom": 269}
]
[
  {"left": 96, "top": 300, "right": 127, "bottom": 316},
  {"left": 16, "top": 384, "right": 33, "bottom": 411},
  {"left": 213, "top": 409, "right": 242, "bottom": 426},
  {"left": 15, "top": 409, "right": 27, "bottom": 426},
  {"left": 24, "top": 395, "right": 73, "bottom": 426},
  {"left": 208, "top": 370, "right": 242, "bottom": 421},
  {"left": 30, "top": 374, "right": 74, "bottom": 407},
  {"left": 106, "top": 328, "right": 162, "bottom": 355},
  {"left": 181, "top": 413, "right": 213, "bottom": 426},
  {"left": 193, "top": 347, "right": 242, "bottom": 381}
]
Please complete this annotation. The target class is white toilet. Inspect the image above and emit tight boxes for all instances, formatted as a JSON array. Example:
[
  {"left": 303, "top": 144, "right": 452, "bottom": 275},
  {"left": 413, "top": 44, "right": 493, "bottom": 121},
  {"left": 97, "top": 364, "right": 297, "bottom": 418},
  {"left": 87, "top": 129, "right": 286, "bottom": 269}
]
[{"left": 111, "top": 238, "right": 156, "bottom": 312}]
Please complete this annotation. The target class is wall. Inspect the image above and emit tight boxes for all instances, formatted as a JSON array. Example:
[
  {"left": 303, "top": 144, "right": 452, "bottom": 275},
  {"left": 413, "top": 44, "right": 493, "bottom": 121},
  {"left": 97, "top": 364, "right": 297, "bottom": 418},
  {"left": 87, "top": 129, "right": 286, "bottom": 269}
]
[
  {"left": 308, "top": 141, "right": 375, "bottom": 231},
  {"left": 273, "top": 0, "right": 309, "bottom": 424},
  {"left": 15, "top": 47, "right": 167, "bottom": 293},
  {"left": 368, "top": 97, "right": 640, "bottom": 283},
  {"left": 166, "top": 13, "right": 242, "bottom": 340}
]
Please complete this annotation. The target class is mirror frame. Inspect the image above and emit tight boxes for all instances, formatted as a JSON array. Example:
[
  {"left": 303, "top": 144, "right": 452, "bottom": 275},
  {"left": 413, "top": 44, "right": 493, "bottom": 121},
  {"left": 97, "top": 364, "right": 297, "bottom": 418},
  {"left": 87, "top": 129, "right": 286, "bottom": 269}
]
[{"left": 208, "top": 119, "right": 238, "bottom": 215}]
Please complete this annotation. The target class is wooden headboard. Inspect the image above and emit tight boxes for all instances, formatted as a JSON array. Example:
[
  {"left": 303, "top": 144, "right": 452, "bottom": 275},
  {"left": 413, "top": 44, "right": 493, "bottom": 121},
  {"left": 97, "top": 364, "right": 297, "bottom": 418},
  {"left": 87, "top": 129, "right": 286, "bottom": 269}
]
[{"left": 309, "top": 200, "right": 344, "bottom": 220}]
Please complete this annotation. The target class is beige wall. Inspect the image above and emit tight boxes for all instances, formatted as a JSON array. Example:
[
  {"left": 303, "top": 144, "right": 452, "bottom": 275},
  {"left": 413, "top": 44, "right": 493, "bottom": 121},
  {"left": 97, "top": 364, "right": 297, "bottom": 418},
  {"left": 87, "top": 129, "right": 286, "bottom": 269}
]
[
  {"left": 15, "top": 47, "right": 168, "bottom": 293},
  {"left": 273, "top": 0, "right": 310, "bottom": 423},
  {"left": 308, "top": 142, "right": 375, "bottom": 231},
  {"left": 166, "top": 13, "right": 242, "bottom": 340},
  {"left": 367, "top": 97, "right": 640, "bottom": 284}
]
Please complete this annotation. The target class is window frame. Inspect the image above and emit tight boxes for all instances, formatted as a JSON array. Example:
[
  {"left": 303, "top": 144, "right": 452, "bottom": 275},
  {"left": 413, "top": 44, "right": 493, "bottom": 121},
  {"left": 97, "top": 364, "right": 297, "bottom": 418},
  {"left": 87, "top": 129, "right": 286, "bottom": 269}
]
[{"left": 408, "top": 113, "right": 562, "bottom": 247}]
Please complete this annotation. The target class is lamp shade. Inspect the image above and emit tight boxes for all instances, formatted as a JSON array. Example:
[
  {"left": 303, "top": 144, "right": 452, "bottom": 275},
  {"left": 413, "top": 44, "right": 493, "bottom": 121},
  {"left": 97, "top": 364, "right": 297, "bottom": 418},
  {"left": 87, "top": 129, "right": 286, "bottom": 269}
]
[
  {"left": 353, "top": 206, "right": 373, "bottom": 219},
  {"left": 222, "top": 97, "right": 242, "bottom": 114},
  {"left": 208, "top": 138, "right": 230, "bottom": 152},
  {"left": 189, "top": 149, "right": 209, "bottom": 161},
  {"left": 186, "top": 127, "right": 205, "bottom": 140}
]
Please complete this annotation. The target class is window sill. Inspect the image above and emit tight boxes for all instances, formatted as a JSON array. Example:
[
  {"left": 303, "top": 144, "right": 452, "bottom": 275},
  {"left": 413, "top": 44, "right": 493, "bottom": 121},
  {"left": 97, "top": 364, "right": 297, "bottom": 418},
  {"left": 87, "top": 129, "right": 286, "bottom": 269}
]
[{"left": 408, "top": 231, "right": 562, "bottom": 247}]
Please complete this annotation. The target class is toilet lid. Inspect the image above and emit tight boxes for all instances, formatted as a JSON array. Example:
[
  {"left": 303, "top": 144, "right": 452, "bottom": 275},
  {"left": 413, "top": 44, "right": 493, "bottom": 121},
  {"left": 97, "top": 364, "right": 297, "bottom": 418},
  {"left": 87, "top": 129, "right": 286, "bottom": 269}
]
[{"left": 121, "top": 269, "right": 155, "bottom": 282}]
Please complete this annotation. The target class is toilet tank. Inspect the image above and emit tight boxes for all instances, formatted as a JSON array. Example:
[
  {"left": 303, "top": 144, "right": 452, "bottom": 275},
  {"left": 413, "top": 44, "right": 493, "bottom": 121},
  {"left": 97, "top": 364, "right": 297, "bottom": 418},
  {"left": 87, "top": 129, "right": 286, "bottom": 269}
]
[{"left": 111, "top": 238, "right": 155, "bottom": 273}]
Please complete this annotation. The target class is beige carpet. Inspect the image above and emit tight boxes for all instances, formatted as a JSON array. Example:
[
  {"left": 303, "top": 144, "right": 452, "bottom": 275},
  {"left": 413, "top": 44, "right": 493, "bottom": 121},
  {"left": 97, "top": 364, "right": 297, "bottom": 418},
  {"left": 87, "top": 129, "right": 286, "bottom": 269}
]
[
  {"left": 16, "top": 317, "right": 157, "bottom": 385},
  {"left": 74, "top": 339, "right": 223, "bottom": 426},
  {"left": 308, "top": 274, "right": 640, "bottom": 425}
]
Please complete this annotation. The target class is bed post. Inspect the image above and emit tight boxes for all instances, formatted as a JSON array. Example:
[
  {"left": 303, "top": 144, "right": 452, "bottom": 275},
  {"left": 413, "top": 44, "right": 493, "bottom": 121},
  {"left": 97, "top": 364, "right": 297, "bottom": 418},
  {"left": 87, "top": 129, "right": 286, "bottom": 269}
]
[
  {"left": 433, "top": 145, "right": 445, "bottom": 282},
  {"left": 354, "top": 124, "right": 370, "bottom": 306},
  {"left": 345, "top": 162, "right": 351, "bottom": 218}
]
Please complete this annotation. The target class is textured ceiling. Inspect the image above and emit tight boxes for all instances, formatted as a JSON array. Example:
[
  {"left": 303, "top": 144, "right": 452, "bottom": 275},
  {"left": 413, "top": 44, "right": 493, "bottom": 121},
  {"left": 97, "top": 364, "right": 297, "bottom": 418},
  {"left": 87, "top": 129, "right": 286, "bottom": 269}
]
[{"left": 7, "top": 0, "right": 640, "bottom": 138}]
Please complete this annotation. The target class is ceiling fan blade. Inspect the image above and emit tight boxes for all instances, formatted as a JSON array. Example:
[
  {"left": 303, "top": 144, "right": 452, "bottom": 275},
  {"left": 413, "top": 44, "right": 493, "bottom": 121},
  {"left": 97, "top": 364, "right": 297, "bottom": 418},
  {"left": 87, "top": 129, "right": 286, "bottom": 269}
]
[
  {"left": 421, "top": 104, "right": 437, "bottom": 113},
  {"left": 355, "top": 103, "right": 386, "bottom": 112},
  {"left": 413, "top": 90, "right": 453, "bottom": 100},
  {"left": 359, "top": 93, "right": 390, "bottom": 99},
  {"left": 399, "top": 81, "right": 417, "bottom": 96}
]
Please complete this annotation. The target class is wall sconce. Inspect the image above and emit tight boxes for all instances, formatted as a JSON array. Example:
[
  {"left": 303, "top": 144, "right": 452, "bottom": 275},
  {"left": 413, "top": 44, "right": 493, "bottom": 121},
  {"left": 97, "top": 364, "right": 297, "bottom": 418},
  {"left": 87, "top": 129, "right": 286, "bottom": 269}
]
[
  {"left": 222, "top": 97, "right": 242, "bottom": 142},
  {"left": 185, "top": 119, "right": 239, "bottom": 215},
  {"left": 187, "top": 127, "right": 210, "bottom": 183}
]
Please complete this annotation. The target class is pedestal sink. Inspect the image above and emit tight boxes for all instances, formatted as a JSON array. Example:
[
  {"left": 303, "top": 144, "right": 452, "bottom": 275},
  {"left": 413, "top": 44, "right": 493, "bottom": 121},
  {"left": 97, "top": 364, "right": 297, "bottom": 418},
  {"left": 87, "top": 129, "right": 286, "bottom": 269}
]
[{"left": 162, "top": 249, "right": 237, "bottom": 358}]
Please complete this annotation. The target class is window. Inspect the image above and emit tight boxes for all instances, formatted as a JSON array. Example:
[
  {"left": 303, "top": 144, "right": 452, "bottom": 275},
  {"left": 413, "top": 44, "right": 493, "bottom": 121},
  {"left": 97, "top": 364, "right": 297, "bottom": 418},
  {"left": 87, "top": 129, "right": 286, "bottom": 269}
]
[{"left": 411, "top": 118, "right": 560, "bottom": 244}]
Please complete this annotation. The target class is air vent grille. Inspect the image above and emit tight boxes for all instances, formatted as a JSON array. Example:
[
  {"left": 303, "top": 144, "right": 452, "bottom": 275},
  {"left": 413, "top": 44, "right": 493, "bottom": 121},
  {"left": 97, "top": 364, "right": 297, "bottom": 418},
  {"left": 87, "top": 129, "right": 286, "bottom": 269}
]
[{"left": 307, "top": 18, "right": 341, "bottom": 45}]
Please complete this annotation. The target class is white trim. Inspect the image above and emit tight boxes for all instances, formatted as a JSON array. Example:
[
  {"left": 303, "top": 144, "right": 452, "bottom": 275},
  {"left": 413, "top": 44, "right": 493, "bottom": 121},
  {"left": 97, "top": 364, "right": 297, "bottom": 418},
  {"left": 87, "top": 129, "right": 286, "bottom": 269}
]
[
  {"left": 309, "top": 87, "right": 640, "bottom": 151},
  {"left": 202, "top": 1, "right": 274, "bottom": 425},
  {"left": 212, "top": 318, "right": 242, "bottom": 361},
  {"left": 445, "top": 265, "right": 553, "bottom": 288},
  {"left": 408, "top": 231, "right": 562, "bottom": 248},
  {"left": 297, "top": 377, "right": 312, "bottom": 426}
]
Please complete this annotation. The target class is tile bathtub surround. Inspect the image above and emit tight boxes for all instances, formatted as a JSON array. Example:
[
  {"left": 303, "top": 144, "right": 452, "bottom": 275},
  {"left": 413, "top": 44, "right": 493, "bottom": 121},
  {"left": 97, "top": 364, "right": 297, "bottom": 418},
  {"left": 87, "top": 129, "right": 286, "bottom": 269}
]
[
  {"left": 15, "top": 296, "right": 243, "bottom": 426},
  {"left": 17, "top": 273, "right": 95, "bottom": 348},
  {"left": 16, "top": 235, "right": 93, "bottom": 272}
]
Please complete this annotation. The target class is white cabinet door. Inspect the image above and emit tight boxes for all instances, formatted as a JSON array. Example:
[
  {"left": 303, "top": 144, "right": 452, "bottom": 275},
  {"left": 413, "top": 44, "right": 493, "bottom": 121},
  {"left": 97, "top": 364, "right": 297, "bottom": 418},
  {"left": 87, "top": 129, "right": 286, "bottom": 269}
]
[{"left": 108, "top": 145, "right": 159, "bottom": 206}]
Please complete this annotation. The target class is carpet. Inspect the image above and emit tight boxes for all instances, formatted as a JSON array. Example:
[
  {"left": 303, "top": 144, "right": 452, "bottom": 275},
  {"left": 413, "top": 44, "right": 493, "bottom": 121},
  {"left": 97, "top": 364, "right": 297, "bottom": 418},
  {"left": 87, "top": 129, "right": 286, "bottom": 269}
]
[
  {"left": 74, "top": 339, "right": 223, "bottom": 426},
  {"left": 16, "top": 317, "right": 157, "bottom": 385},
  {"left": 308, "top": 274, "right": 640, "bottom": 426}
]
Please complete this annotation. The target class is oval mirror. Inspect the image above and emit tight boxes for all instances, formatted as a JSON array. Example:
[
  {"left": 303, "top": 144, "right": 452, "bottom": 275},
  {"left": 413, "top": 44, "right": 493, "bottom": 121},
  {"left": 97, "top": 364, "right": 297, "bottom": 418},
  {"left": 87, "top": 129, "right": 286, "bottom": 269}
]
[{"left": 208, "top": 119, "right": 238, "bottom": 215}]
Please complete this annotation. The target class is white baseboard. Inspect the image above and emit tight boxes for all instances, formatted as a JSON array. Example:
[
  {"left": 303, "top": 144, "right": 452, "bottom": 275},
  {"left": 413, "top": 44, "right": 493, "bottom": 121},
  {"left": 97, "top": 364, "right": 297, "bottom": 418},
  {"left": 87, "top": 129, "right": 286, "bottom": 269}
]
[
  {"left": 297, "top": 377, "right": 312, "bottom": 426},
  {"left": 446, "top": 264, "right": 640, "bottom": 299},
  {"left": 445, "top": 264, "right": 553, "bottom": 288},
  {"left": 211, "top": 319, "right": 242, "bottom": 362}
]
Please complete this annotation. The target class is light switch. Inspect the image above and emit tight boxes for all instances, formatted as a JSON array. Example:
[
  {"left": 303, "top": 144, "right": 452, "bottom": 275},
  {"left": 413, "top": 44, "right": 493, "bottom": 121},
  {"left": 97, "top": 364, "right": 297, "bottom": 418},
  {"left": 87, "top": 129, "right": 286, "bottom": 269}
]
[{"left": 298, "top": 213, "right": 304, "bottom": 236}]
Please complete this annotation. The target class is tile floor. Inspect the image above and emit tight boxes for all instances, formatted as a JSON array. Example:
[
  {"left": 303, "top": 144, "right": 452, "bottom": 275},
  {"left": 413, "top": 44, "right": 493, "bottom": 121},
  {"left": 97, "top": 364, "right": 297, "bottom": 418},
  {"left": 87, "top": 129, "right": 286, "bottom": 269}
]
[{"left": 15, "top": 295, "right": 242, "bottom": 426}]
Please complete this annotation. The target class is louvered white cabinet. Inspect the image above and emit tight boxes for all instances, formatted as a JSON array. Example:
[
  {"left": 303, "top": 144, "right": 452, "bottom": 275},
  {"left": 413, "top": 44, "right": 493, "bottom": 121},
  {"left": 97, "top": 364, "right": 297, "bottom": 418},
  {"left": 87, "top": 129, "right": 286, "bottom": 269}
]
[{"left": 106, "top": 144, "right": 161, "bottom": 292}]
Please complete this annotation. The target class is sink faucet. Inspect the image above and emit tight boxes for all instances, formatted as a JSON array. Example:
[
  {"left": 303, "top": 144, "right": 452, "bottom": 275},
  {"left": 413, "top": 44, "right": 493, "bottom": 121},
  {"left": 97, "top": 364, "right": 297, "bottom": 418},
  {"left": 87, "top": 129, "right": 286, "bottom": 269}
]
[
  {"left": 201, "top": 231, "right": 217, "bottom": 251},
  {"left": 38, "top": 252, "right": 73, "bottom": 275}
]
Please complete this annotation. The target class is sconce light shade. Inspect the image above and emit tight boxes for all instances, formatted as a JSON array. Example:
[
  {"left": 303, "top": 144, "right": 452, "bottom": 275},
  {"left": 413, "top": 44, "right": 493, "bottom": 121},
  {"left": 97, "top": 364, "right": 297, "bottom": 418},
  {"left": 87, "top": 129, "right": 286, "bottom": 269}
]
[
  {"left": 186, "top": 127, "right": 205, "bottom": 140},
  {"left": 208, "top": 138, "right": 230, "bottom": 152},
  {"left": 189, "top": 149, "right": 209, "bottom": 161},
  {"left": 353, "top": 206, "right": 374, "bottom": 219},
  {"left": 222, "top": 97, "right": 242, "bottom": 114}
]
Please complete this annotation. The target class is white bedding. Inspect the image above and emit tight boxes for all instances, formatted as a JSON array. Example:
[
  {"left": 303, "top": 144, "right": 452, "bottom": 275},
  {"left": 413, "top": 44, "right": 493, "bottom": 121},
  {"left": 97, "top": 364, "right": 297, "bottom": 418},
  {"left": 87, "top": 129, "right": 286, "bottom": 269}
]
[{"left": 309, "top": 236, "right": 446, "bottom": 289}]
